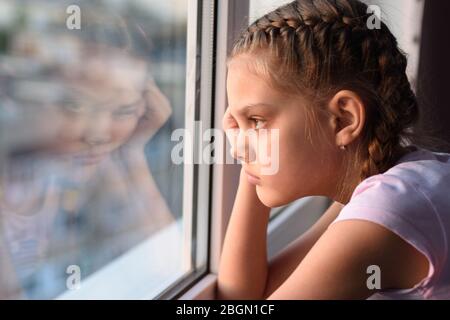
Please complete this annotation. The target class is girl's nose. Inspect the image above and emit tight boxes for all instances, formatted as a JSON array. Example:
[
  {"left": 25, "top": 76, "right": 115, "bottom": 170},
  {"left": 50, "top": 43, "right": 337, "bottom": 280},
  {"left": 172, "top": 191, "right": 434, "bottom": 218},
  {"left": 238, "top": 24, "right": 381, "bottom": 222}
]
[
  {"left": 234, "top": 130, "right": 256, "bottom": 163},
  {"left": 83, "top": 112, "right": 112, "bottom": 146}
]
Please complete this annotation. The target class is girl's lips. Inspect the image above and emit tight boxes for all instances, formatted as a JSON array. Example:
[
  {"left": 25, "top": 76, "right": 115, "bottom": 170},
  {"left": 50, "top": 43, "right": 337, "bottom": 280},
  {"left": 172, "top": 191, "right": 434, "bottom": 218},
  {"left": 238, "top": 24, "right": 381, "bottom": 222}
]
[
  {"left": 74, "top": 152, "right": 108, "bottom": 165},
  {"left": 245, "top": 170, "right": 261, "bottom": 185}
]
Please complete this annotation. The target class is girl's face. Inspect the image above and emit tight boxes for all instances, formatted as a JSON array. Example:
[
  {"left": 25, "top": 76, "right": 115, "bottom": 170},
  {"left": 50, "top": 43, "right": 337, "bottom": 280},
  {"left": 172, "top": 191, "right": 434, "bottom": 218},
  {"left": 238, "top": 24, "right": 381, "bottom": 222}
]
[
  {"left": 39, "top": 56, "right": 148, "bottom": 166},
  {"left": 226, "top": 57, "right": 342, "bottom": 207},
  {"left": 51, "top": 83, "right": 145, "bottom": 166}
]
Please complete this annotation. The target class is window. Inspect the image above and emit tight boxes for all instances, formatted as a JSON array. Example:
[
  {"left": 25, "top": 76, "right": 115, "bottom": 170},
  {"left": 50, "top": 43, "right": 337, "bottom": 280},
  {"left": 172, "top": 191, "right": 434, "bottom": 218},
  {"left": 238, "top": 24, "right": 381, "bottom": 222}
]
[{"left": 0, "top": 0, "right": 212, "bottom": 299}]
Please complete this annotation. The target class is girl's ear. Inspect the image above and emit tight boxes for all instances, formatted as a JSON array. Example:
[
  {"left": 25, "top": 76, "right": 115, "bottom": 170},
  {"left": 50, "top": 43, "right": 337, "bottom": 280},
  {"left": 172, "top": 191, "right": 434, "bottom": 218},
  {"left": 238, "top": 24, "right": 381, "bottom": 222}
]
[{"left": 327, "top": 90, "right": 366, "bottom": 148}]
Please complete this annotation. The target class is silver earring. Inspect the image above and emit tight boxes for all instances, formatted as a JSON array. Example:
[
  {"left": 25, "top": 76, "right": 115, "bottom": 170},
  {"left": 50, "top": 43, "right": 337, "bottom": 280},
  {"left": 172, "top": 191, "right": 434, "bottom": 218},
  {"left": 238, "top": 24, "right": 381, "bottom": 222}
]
[{"left": 340, "top": 145, "right": 346, "bottom": 151}]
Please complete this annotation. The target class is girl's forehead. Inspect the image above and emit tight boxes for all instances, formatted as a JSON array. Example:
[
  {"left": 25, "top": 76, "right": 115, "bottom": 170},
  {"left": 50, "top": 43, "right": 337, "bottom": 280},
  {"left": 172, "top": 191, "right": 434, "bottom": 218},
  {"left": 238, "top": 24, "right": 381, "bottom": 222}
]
[
  {"left": 227, "top": 66, "right": 302, "bottom": 107},
  {"left": 9, "top": 78, "right": 143, "bottom": 113},
  {"left": 72, "top": 83, "right": 142, "bottom": 102},
  {"left": 64, "top": 57, "right": 148, "bottom": 89},
  {"left": 227, "top": 62, "right": 274, "bottom": 93}
]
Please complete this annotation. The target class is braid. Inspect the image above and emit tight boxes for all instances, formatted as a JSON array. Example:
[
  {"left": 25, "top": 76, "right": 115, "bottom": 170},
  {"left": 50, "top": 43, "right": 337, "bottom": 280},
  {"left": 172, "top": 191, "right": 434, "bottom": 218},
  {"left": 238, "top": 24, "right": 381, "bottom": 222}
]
[
  {"left": 359, "top": 25, "right": 419, "bottom": 180},
  {"left": 231, "top": 0, "right": 421, "bottom": 182}
]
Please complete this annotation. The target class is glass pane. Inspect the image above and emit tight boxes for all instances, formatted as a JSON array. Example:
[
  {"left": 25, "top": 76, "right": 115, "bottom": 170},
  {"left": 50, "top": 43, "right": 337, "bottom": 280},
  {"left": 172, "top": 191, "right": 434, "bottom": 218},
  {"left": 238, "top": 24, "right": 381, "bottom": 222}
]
[{"left": 0, "top": 0, "right": 190, "bottom": 299}]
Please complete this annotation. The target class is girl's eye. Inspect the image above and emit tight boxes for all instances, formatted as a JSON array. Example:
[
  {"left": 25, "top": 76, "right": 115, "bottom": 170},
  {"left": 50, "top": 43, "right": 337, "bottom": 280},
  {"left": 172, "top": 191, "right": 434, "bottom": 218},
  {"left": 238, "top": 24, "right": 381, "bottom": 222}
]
[
  {"left": 249, "top": 118, "right": 265, "bottom": 130},
  {"left": 113, "top": 106, "right": 138, "bottom": 118},
  {"left": 61, "top": 101, "right": 85, "bottom": 113}
]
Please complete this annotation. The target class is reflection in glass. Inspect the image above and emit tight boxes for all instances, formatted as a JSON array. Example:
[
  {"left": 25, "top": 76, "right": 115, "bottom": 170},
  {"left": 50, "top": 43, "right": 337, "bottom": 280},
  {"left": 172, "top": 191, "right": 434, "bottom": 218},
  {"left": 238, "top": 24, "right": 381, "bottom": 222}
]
[{"left": 0, "top": 0, "right": 187, "bottom": 299}]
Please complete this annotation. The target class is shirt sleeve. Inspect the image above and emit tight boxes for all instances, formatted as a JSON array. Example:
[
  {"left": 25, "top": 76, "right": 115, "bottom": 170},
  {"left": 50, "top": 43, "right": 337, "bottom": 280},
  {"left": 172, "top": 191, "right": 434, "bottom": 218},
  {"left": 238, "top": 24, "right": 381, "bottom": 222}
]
[{"left": 329, "top": 173, "right": 445, "bottom": 295}]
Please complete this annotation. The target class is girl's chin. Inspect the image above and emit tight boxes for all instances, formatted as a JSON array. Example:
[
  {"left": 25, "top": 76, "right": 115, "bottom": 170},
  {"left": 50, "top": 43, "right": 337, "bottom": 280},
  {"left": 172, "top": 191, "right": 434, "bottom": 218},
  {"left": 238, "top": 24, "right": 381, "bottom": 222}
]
[{"left": 255, "top": 186, "right": 291, "bottom": 208}]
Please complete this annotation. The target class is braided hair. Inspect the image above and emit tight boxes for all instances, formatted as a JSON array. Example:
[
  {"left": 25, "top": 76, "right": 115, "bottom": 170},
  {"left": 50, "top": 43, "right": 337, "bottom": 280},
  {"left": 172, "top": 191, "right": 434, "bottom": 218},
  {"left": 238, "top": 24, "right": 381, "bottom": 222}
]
[{"left": 230, "top": 0, "right": 421, "bottom": 184}]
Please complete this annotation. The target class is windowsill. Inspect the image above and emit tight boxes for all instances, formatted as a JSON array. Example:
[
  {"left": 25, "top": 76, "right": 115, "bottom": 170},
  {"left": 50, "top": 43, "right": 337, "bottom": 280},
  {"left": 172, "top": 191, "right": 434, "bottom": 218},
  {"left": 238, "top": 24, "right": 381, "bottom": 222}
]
[
  {"left": 57, "top": 219, "right": 188, "bottom": 300},
  {"left": 178, "top": 273, "right": 218, "bottom": 300}
]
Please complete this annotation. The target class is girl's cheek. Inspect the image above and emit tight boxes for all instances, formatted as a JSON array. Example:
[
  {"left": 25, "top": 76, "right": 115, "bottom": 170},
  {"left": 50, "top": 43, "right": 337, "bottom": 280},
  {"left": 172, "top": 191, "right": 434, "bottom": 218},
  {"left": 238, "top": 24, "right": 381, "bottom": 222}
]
[
  {"left": 243, "top": 131, "right": 257, "bottom": 163},
  {"left": 225, "top": 128, "right": 256, "bottom": 163},
  {"left": 111, "top": 119, "right": 139, "bottom": 143},
  {"left": 56, "top": 116, "right": 85, "bottom": 145},
  {"left": 225, "top": 127, "right": 279, "bottom": 168},
  {"left": 137, "top": 104, "right": 146, "bottom": 118},
  {"left": 257, "top": 129, "right": 280, "bottom": 176}
]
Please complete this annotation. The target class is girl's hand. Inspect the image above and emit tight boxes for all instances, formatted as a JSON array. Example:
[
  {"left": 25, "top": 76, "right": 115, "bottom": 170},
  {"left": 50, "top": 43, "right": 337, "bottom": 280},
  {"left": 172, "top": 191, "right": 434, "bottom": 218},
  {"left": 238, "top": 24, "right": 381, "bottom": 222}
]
[
  {"left": 222, "top": 107, "right": 240, "bottom": 161},
  {"left": 125, "top": 78, "right": 173, "bottom": 150},
  {"left": 222, "top": 106, "right": 239, "bottom": 131}
]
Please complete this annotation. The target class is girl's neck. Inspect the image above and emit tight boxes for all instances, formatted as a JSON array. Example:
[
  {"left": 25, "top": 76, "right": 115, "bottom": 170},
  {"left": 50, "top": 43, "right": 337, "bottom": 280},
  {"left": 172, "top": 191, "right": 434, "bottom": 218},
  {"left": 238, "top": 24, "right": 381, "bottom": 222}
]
[
  {"left": 332, "top": 145, "right": 415, "bottom": 205},
  {"left": 333, "top": 169, "right": 360, "bottom": 205}
]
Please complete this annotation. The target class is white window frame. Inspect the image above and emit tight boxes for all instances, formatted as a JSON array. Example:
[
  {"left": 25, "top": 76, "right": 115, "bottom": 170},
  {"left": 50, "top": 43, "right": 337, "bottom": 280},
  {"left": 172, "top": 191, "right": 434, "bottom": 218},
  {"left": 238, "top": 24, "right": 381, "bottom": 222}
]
[
  {"left": 148, "top": 0, "right": 217, "bottom": 299},
  {"left": 154, "top": 0, "right": 217, "bottom": 299}
]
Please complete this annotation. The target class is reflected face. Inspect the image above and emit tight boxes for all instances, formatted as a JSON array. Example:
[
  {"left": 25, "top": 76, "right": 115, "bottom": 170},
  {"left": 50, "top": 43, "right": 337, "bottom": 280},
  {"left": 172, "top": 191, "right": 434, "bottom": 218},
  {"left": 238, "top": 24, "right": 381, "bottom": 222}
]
[
  {"left": 32, "top": 54, "right": 150, "bottom": 166},
  {"left": 49, "top": 83, "right": 145, "bottom": 166},
  {"left": 226, "top": 56, "right": 340, "bottom": 207},
  {"left": 2, "top": 34, "right": 152, "bottom": 166}
]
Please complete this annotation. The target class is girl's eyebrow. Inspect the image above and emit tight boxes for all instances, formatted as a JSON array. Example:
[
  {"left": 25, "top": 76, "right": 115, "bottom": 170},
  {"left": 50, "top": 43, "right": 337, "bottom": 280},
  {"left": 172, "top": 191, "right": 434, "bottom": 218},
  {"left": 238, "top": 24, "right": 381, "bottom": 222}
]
[
  {"left": 115, "top": 99, "right": 142, "bottom": 110},
  {"left": 237, "top": 103, "right": 276, "bottom": 113}
]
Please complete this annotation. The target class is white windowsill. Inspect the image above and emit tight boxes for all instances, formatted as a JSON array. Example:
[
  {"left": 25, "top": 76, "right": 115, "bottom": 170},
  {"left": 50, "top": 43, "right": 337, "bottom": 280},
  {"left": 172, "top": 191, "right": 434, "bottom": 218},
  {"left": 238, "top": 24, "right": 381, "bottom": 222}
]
[{"left": 57, "top": 219, "right": 188, "bottom": 300}]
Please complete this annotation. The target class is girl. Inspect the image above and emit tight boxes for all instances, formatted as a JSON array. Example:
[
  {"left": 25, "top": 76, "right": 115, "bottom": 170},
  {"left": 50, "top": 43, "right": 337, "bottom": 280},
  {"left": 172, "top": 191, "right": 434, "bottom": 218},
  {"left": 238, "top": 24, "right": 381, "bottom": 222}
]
[{"left": 217, "top": 0, "right": 450, "bottom": 299}]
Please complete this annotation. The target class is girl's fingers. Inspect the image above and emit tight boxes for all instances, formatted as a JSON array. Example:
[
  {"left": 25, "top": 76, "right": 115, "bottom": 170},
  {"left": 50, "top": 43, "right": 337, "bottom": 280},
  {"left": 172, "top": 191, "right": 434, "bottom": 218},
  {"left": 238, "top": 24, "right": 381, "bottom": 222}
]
[
  {"left": 223, "top": 108, "right": 238, "bottom": 159},
  {"left": 222, "top": 107, "right": 238, "bottom": 131},
  {"left": 225, "top": 127, "right": 240, "bottom": 160},
  {"left": 129, "top": 81, "right": 173, "bottom": 146}
]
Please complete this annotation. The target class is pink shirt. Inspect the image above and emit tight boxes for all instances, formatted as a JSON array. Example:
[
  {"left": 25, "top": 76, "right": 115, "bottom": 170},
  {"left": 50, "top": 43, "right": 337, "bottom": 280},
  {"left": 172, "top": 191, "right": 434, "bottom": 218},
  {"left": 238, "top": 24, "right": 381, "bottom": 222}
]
[{"left": 331, "top": 145, "right": 450, "bottom": 299}]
